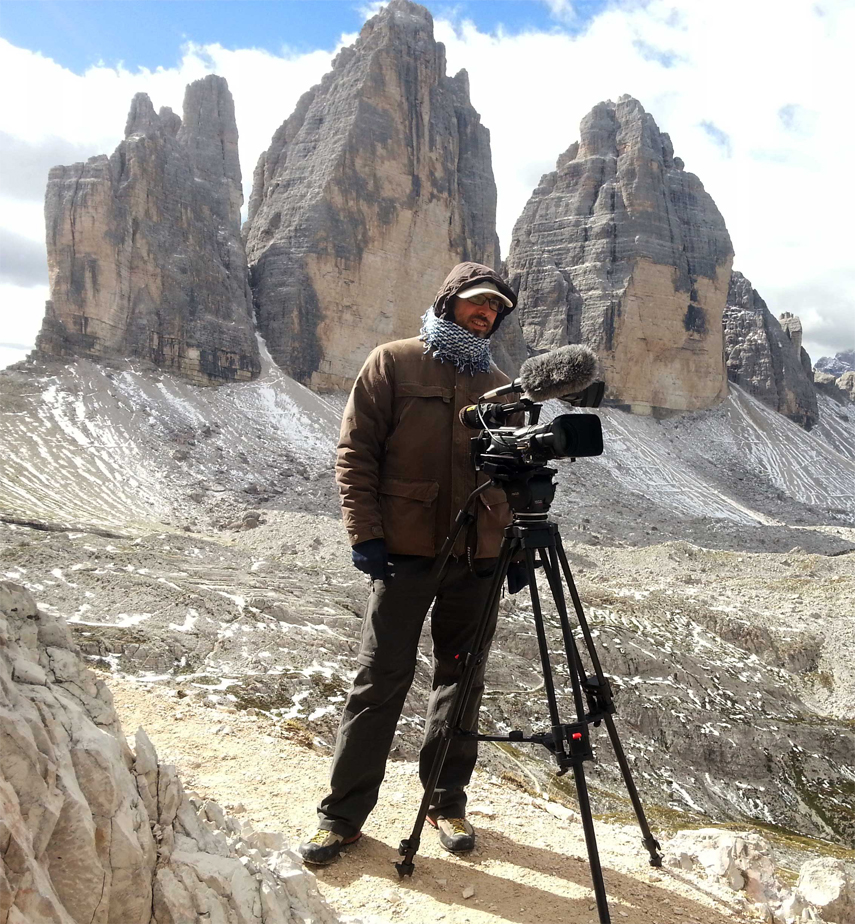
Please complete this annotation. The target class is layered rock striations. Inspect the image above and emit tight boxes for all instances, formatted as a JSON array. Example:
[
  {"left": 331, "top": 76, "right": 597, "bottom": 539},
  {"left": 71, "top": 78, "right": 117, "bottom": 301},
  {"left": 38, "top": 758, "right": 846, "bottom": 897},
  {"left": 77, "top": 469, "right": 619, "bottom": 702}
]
[
  {"left": 723, "top": 272, "right": 818, "bottom": 428},
  {"left": 245, "top": 0, "right": 500, "bottom": 390},
  {"left": 37, "top": 75, "right": 260, "bottom": 385},
  {"left": 0, "top": 580, "right": 340, "bottom": 924},
  {"left": 505, "top": 95, "right": 734, "bottom": 414}
]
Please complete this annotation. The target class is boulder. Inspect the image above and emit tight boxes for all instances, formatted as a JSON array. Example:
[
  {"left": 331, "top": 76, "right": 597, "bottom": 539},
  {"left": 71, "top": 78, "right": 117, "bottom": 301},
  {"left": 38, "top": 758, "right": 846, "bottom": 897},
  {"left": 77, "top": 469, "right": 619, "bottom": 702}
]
[
  {"left": 837, "top": 371, "right": 855, "bottom": 404},
  {"left": 0, "top": 580, "right": 345, "bottom": 924},
  {"left": 723, "top": 272, "right": 818, "bottom": 428},
  {"left": 36, "top": 76, "right": 260, "bottom": 385},
  {"left": 793, "top": 858, "right": 855, "bottom": 924},
  {"left": 245, "top": 0, "right": 502, "bottom": 390},
  {"left": 666, "top": 828, "right": 782, "bottom": 903},
  {"left": 505, "top": 94, "right": 733, "bottom": 414}
]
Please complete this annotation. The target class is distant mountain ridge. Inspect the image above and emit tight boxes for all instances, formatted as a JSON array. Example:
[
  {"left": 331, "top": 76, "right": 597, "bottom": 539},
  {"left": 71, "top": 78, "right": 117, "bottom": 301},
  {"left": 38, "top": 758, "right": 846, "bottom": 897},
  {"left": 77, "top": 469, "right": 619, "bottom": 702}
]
[{"left": 816, "top": 350, "right": 855, "bottom": 378}]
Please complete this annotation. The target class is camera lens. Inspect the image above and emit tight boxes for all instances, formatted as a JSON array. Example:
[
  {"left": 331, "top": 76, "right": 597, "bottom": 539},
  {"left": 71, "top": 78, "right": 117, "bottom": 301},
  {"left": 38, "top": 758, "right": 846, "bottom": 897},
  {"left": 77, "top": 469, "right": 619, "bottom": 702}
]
[{"left": 544, "top": 414, "right": 603, "bottom": 459}]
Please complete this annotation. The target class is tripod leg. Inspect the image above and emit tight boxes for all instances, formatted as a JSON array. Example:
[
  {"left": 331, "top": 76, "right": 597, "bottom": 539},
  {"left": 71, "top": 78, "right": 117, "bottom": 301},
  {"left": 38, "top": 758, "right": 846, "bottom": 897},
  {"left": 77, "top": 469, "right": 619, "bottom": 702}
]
[
  {"left": 524, "top": 547, "right": 566, "bottom": 742},
  {"left": 396, "top": 538, "right": 515, "bottom": 877},
  {"left": 537, "top": 547, "right": 588, "bottom": 726},
  {"left": 602, "top": 714, "right": 662, "bottom": 866},
  {"left": 573, "top": 764, "right": 612, "bottom": 923},
  {"left": 554, "top": 538, "right": 662, "bottom": 868},
  {"left": 531, "top": 547, "right": 612, "bottom": 923}
]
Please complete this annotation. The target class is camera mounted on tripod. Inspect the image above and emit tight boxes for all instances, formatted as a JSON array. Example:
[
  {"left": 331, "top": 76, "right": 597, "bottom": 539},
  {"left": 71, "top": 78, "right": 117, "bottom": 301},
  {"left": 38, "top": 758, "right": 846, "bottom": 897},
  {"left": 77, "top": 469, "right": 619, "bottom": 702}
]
[
  {"left": 460, "top": 379, "right": 604, "bottom": 476},
  {"left": 458, "top": 345, "right": 606, "bottom": 511},
  {"left": 397, "top": 344, "right": 664, "bottom": 916}
]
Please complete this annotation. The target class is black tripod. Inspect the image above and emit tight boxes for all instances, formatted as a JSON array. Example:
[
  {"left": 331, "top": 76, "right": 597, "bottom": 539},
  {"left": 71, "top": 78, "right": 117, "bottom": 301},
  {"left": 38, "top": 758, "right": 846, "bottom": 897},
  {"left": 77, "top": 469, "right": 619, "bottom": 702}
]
[{"left": 395, "top": 466, "right": 662, "bottom": 924}]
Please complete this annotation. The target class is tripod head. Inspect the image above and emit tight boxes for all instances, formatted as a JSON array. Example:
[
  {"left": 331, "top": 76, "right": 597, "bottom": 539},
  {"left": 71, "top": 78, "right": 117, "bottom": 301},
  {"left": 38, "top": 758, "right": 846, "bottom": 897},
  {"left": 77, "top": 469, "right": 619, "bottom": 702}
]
[{"left": 502, "top": 466, "right": 558, "bottom": 517}]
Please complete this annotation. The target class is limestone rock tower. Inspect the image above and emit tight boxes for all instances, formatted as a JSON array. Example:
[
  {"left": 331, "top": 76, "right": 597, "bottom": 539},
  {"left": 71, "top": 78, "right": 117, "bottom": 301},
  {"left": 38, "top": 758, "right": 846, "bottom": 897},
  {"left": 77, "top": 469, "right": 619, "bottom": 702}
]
[
  {"left": 37, "top": 75, "right": 260, "bottom": 384},
  {"left": 245, "top": 0, "right": 501, "bottom": 390},
  {"left": 506, "top": 95, "right": 734, "bottom": 415}
]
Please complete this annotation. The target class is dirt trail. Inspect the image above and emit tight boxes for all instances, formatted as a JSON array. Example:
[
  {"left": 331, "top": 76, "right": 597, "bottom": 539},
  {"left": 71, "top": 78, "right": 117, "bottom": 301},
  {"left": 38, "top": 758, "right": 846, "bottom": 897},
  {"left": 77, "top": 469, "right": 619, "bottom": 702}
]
[{"left": 109, "top": 676, "right": 759, "bottom": 924}]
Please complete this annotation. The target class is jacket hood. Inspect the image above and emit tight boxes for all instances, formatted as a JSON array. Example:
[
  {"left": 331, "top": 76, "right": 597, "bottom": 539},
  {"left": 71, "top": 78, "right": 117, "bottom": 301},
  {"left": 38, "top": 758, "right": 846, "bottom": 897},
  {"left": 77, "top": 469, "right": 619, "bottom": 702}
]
[{"left": 431, "top": 262, "right": 517, "bottom": 337}]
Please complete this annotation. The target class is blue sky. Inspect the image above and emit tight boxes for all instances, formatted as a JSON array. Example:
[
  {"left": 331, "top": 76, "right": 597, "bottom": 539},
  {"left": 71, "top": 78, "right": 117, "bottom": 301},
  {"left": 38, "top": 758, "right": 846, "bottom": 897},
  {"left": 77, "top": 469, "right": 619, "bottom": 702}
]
[
  {"left": 0, "top": 0, "right": 853, "bottom": 362},
  {"left": 0, "top": 0, "right": 607, "bottom": 73}
]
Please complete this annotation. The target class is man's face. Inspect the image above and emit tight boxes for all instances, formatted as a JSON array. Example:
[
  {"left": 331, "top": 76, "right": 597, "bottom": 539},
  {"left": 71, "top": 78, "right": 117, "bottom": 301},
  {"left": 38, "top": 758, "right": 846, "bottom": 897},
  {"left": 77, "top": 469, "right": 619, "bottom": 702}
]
[{"left": 452, "top": 295, "right": 500, "bottom": 338}]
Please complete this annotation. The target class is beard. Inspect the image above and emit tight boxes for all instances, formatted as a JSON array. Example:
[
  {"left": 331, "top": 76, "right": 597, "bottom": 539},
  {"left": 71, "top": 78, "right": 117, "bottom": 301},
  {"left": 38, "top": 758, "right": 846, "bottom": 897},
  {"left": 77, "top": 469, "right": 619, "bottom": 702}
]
[{"left": 453, "top": 310, "right": 492, "bottom": 338}]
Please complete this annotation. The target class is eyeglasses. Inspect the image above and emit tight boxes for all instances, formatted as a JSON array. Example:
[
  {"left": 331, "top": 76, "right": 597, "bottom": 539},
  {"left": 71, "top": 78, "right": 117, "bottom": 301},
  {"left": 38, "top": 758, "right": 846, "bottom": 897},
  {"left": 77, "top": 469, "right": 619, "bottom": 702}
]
[{"left": 463, "top": 294, "right": 505, "bottom": 313}]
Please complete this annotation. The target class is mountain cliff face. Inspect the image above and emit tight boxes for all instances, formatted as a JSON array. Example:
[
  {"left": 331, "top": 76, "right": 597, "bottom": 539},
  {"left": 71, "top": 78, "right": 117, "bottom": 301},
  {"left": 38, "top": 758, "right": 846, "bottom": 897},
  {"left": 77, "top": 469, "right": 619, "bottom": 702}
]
[
  {"left": 723, "top": 272, "right": 818, "bottom": 429},
  {"left": 505, "top": 95, "right": 733, "bottom": 414},
  {"left": 244, "top": 0, "right": 501, "bottom": 390},
  {"left": 36, "top": 76, "right": 260, "bottom": 385}
]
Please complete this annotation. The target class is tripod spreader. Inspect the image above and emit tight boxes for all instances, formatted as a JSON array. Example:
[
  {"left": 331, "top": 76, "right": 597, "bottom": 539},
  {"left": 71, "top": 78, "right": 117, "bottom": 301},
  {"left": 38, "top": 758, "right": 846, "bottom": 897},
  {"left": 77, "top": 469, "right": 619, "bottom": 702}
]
[
  {"left": 456, "top": 723, "right": 594, "bottom": 770},
  {"left": 583, "top": 674, "right": 616, "bottom": 724}
]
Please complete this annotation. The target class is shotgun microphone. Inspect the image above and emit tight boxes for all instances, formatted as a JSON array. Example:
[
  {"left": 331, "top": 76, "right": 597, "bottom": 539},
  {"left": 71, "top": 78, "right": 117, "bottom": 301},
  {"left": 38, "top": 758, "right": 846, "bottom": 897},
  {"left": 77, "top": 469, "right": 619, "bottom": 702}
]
[{"left": 479, "top": 345, "right": 600, "bottom": 402}]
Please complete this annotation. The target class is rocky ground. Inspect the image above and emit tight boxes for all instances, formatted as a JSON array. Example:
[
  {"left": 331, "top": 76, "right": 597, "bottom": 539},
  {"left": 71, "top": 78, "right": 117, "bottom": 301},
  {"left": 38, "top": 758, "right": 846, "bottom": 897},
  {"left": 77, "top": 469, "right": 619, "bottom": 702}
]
[
  {"left": 2, "top": 504, "right": 853, "bottom": 850},
  {"left": 2, "top": 354, "right": 854, "bottom": 922},
  {"left": 110, "top": 674, "right": 855, "bottom": 924}
]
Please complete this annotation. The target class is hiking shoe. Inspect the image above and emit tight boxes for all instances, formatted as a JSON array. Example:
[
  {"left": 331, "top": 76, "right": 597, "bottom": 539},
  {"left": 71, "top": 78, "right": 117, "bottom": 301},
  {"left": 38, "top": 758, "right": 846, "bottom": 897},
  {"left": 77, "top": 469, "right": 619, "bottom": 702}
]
[
  {"left": 427, "top": 815, "right": 475, "bottom": 852},
  {"left": 298, "top": 829, "right": 362, "bottom": 865}
]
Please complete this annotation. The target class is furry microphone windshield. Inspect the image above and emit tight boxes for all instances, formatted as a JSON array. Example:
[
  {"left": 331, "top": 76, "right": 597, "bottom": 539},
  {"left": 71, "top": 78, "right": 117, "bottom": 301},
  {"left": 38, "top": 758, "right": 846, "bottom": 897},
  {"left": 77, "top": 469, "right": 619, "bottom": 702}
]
[{"left": 518, "top": 345, "right": 599, "bottom": 402}]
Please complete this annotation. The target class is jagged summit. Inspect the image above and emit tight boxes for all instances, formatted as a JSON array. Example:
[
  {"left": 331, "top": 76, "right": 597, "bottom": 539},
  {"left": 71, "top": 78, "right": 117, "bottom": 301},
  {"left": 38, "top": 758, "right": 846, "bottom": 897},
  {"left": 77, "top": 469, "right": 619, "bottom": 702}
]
[
  {"left": 723, "top": 271, "right": 818, "bottom": 429},
  {"left": 505, "top": 95, "right": 733, "bottom": 415},
  {"left": 36, "top": 75, "right": 260, "bottom": 386},
  {"left": 245, "top": 0, "right": 500, "bottom": 390},
  {"left": 816, "top": 349, "right": 855, "bottom": 378}
]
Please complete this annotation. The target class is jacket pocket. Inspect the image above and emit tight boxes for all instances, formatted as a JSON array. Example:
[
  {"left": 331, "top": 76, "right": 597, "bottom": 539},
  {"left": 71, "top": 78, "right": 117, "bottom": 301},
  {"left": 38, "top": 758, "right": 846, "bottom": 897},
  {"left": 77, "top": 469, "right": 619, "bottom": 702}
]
[
  {"left": 379, "top": 477, "right": 439, "bottom": 555},
  {"left": 476, "top": 485, "right": 512, "bottom": 558},
  {"left": 395, "top": 383, "right": 454, "bottom": 401}
]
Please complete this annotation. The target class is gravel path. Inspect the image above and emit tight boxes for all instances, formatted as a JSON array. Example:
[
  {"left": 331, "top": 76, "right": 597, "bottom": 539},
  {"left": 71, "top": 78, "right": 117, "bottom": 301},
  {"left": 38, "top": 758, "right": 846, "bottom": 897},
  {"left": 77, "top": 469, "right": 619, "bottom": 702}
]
[{"left": 109, "top": 676, "right": 762, "bottom": 924}]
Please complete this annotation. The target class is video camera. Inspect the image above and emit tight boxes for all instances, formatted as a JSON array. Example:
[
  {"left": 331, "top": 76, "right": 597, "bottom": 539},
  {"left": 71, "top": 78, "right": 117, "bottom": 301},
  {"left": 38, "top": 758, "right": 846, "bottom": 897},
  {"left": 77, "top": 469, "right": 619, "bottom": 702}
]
[{"left": 458, "top": 347, "right": 605, "bottom": 479}]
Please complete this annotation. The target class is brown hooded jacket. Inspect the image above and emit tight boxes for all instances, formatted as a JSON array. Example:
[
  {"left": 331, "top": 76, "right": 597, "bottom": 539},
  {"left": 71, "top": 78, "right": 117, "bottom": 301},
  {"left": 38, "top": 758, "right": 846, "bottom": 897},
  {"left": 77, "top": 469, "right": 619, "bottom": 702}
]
[{"left": 335, "top": 263, "right": 519, "bottom": 560}]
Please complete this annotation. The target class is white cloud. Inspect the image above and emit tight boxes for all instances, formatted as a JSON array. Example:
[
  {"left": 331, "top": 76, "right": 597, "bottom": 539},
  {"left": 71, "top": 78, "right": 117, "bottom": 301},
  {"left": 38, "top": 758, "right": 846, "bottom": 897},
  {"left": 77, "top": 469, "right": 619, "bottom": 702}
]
[
  {"left": 1, "top": 0, "right": 853, "bottom": 361},
  {"left": 0, "top": 37, "right": 337, "bottom": 204},
  {"left": 0, "top": 283, "right": 49, "bottom": 347},
  {"left": 541, "top": 0, "right": 576, "bottom": 24}
]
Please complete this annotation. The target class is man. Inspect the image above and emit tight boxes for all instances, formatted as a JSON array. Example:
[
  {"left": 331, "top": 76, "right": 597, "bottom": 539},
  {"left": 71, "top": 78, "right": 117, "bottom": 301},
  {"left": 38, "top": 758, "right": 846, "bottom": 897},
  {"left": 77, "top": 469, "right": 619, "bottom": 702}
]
[{"left": 298, "top": 262, "right": 519, "bottom": 865}]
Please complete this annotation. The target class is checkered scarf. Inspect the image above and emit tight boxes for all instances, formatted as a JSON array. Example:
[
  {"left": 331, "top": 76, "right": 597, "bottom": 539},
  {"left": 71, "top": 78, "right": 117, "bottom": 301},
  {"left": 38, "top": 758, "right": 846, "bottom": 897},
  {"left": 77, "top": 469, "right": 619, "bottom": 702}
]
[{"left": 419, "top": 308, "right": 492, "bottom": 375}]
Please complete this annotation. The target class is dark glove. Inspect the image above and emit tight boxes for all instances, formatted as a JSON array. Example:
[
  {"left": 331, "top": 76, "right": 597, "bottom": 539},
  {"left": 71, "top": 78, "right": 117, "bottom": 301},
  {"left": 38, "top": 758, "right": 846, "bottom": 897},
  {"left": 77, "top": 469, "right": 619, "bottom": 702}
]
[
  {"left": 507, "top": 560, "right": 529, "bottom": 595},
  {"left": 351, "top": 538, "right": 394, "bottom": 580}
]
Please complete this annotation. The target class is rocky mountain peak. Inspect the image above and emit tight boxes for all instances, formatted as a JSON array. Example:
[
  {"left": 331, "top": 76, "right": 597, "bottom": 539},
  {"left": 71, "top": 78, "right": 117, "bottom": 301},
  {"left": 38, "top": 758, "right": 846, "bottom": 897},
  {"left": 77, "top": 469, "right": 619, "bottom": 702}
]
[
  {"left": 125, "top": 91, "right": 159, "bottom": 135},
  {"left": 814, "top": 348, "right": 855, "bottom": 405},
  {"left": 816, "top": 348, "right": 854, "bottom": 378},
  {"left": 365, "top": 0, "right": 436, "bottom": 37},
  {"left": 244, "top": 0, "right": 500, "bottom": 390},
  {"left": 179, "top": 73, "right": 243, "bottom": 219},
  {"left": 779, "top": 311, "right": 804, "bottom": 353},
  {"left": 36, "top": 75, "right": 260, "bottom": 385},
  {"left": 723, "top": 271, "right": 817, "bottom": 428},
  {"left": 505, "top": 95, "right": 733, "bottom": 414}
]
